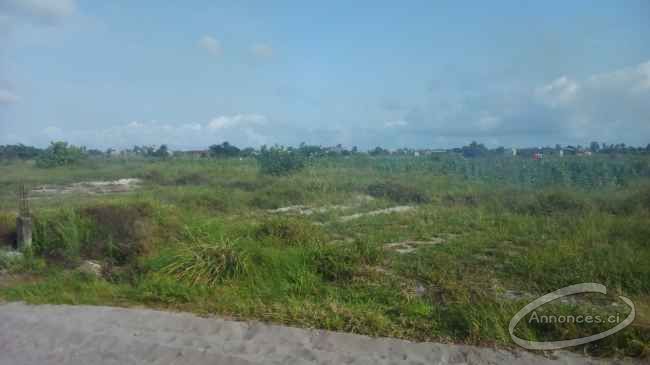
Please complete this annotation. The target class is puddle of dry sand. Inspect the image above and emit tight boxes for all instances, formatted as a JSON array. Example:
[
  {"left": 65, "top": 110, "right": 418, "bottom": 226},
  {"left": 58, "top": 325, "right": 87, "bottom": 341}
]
[
  {"left": 30, "top": 178, "right": 142, "bottom": 196},
  {"left": 339, "top": 205, "right": 415, "bottom": 222},
  {"left": 267, "top": 194, "right": 378, "bottom": 216},
  {"left": 267, "top": 204, "right": 352, "bottom": 215},
  {"left": 384, "top": 238, "right": 445, "bottom": 254}
]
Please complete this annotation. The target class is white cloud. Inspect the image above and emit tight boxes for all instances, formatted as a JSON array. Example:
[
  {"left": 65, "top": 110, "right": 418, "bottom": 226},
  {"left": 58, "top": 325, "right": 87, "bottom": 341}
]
[
  {"left": 31, "top": 114, "right": 273, "bottom": 149},
  {"left": 207, "top": 114, "right": 267, "bottom": 130},
  {"left": 198, "top": 35, "right": 222, "bottom": 57},
  {"left": 535, "top": 76, "right": 579, "bottom": 108},
  {"left": 250, "top": 43, "right": 273, "bottom": 58},
  {"left": 0, "top": 0, "right": 76, "bottom": 25},
  {"left": 0, "top": 88, "right": 18, "bottom": 104},
  {"left": 587, "top": 60, "right": 650, "bottom": 92},
  {"left": 384, "top": 120, "right": 407, "bottom": 128},
  {"left": 393, "top": 59, "right": 650, "bottom": 146}
]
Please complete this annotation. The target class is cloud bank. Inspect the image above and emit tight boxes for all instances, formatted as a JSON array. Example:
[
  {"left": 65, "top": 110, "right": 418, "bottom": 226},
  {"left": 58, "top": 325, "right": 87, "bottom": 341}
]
[
  {"left": 2, "top": 60, "right": 649, "bottom": 150},
  {"left": 388, "top": 60, "right": 650, "bottom": 147},
  {"left": 0, "top": 0, "right": 76, "bottom": 25}
]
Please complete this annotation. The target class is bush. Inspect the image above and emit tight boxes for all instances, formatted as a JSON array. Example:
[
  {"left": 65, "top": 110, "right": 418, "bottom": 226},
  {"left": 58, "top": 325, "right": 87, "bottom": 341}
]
[
  {"left": 36, "top": 141, "right": 85, "bottom": 168},
  {"left": 255, "top": 216, "right": 325, "bottom": 246},
  {"left": 257, "top": 147, "right": 305, "bottom": 176},
  {"left": 81, "top": 202, "right": 154, "bottom": 265},
  {"left": 367, "top": 182, "right": 431, "bottom": 204},
  {"left": 0, "top": 213, "right": 16, "bottom": 248},
  {"left": 31, "top": 203, "right": 153, "bottom": 266}
]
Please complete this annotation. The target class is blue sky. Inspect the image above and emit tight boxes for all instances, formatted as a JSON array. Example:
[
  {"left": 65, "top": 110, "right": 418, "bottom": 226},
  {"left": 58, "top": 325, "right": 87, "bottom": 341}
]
[{"left": 0, "top": 0, "right": 649, "bottom": 150}]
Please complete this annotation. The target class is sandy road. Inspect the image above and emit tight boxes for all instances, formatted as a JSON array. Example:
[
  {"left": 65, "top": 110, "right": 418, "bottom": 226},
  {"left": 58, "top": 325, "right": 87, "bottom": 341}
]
[{"left": 0, "top": 302, "right": 631, "bottom": 364}]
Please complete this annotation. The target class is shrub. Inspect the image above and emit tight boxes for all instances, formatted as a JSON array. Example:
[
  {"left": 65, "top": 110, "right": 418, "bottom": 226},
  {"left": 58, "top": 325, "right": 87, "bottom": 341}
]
[
  {"left": 162, "top": 228, "right": 250, "bottom": 286},
  {"left": 367, "top": 182, "right": 431, "bottom": 204},
  {"left": 36, "top": 141, "right": 85, "bottom": 168},
  {"left": 256, "top": 147, "right": 305, "bottom": 176},
  {"left": 209, "top": 141, "right": 240, "bottom": 158},
  {"left": 81, "top": 202, "right": 154, "bottom": 265},
  {"left": 255, "top": 216, "right": 325, "bottom": 246},
  {"left": 0, "top": 213, "right": 16, "bottom": 248}
]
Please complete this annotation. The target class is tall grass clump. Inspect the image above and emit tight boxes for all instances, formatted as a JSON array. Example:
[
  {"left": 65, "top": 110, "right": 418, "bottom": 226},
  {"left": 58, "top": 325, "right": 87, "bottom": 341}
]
[
  {"left": 33, "top": 209, "right": 93, "bottom": 265},
  {"left": 311, "top": 240, "right": 384, "bottom": 282},
  {"left": 255, "top": 216, "right": 326, "bottom": 246},
  {"left": 162, "top": 227, "right": 250, "bottom": 286}
]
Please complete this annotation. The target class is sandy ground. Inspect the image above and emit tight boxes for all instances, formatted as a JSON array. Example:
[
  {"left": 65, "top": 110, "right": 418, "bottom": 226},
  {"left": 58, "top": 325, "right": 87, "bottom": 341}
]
[
  {"left": 0, "top": 302, "right": 634, "bottom": 365},
  {"left": 30, "top": 178, "right": 141, "bottom": 196}
]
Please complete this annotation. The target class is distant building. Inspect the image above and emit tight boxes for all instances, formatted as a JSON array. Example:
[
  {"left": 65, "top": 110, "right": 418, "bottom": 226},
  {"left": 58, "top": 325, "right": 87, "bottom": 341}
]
[
  {"left": 512, "top": 148, "right": 518, "bottom": 156},
  {"left": 184, "top": 150, "right": 209, "bottom": 159}
]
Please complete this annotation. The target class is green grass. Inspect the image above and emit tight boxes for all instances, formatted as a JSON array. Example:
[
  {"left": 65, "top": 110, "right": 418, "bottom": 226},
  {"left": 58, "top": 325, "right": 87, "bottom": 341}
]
[{"left": 0, "top": 155, "right": 649, "bottom": 359}]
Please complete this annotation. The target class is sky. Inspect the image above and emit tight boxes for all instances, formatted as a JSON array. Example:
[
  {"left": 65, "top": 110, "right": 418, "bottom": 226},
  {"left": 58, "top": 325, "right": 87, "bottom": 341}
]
[{"left": 0, "top": 0, "right": 649, "bottom": 150}]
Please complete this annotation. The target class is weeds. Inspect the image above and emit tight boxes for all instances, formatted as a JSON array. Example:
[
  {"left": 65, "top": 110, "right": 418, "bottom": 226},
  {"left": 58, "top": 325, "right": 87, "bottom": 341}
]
[
  {"left": 33, "top": 209, "right": 92, "bottom": 265},
  {"left": 312, "top": 240, "right": 384, "bottom": 282},
  {"left": 367, "top": 182, "right": 431, "bottom": 204},
  {"left": 255, "top": 216, "right": 325, "bottom": 246},
  {"left": 249, "top": 184, "right": 306, "bottom": 209}
]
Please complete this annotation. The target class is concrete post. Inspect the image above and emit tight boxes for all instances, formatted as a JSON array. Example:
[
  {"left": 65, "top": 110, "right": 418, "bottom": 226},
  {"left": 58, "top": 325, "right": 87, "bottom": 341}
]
[{"left": 16, "top": 216, "right": 33, "bottom": 250}]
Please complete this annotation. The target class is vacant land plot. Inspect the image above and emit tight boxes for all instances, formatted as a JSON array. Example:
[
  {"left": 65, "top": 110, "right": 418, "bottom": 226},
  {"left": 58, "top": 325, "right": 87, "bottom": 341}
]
[{"left": 0, "top": 155, "right": 648, "bottom": 360}]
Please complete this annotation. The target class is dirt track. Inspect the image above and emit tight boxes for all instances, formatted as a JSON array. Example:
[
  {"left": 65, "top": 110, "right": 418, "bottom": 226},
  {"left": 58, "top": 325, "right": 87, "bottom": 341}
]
[{"left": 0, "top": 302, "right": 630, "bottom": 364}]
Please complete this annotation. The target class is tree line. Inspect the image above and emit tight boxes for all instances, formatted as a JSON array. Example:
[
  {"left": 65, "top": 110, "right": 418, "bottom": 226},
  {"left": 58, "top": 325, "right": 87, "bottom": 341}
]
[{"left": 1, "top": 140, "right": 650, "bottom": 168}]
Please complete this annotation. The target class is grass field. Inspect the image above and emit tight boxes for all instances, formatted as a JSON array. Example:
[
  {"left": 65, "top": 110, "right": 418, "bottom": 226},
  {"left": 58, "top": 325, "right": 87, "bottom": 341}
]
[{"left": 0, "top": 155, "right": 649, "bottom": 359}]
